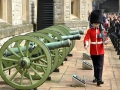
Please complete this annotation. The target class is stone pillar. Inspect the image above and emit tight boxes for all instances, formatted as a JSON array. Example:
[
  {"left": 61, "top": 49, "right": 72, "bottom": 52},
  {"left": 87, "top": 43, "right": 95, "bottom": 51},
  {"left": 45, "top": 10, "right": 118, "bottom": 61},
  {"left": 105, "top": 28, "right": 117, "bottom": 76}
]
[
  {"left": 64, "top": 0, "right": 71, "bottom": 21},
  {"left": 22, "top": 0, "right": 30, "bottom": 22},
  {"left": 12, "top": 0, "right": 22, "bottom": 25},
  {"left": 7, "top": 0, "right": 12, "bottom": 23},
  {"left": 119, "top": 0, "right": 120, "bottom": 12},
  {"left": 54, "top": 0, "right": 64, "bottom": 24},
  {"left": 34, "top": 0, "right": 37, "bottom": 23},
  {"left": 85, "top": 0, "right": 93, "bottom": 20},
  {"left": 80, "top": 0, "right": 93, "bottom": 21},
  {"left": 0, "top": 0, "right": 2, "bottom": 18},
  {"left": 2, "top": 0, "right": 7, "bottom": 21},
  {"left": 80, "top": 0, "right": 86, "bottom": 20},
  {"left": 1, "top": 0, "right": 12, "bottom": 23}
]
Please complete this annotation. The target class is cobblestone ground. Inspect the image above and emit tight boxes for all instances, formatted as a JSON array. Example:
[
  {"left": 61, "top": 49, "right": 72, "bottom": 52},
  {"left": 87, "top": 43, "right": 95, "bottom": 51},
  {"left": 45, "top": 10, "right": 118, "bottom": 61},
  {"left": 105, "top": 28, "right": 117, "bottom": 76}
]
[{"left": 0, "top": 35, "right": 120, "bottom": 90}]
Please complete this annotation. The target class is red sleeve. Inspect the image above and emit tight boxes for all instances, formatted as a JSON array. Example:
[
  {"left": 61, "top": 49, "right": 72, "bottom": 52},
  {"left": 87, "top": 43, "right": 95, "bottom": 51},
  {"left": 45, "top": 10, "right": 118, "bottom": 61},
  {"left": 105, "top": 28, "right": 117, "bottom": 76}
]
[{"left": 84, "top": 29, "right": 90, "bottom": 46}]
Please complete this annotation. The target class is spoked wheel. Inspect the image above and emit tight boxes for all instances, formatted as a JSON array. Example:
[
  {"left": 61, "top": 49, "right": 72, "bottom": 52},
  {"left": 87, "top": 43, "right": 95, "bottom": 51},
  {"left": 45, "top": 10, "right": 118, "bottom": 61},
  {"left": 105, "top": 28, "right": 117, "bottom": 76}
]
[
  {"left": 52, "top": 25, "right": 76, "bottom": 51},
  {"left": 39, "top": 30, "right": 67, "bottom": 67},
  {"left": 27, "top": 32, "right": 59, "bottom": 73},
  {"left": 0, "top": 35, "right": 51, "bottom": 89},
  {"left": 44, "top": 27, "right": 71, "bottom": 56}
]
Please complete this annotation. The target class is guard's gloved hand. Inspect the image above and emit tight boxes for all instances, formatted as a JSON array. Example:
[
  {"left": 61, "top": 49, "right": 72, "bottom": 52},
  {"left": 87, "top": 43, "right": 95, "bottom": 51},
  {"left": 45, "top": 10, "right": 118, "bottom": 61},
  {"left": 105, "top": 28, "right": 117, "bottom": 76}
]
[
  {"left": 103, "top": 40, "right": 108, "bottom": 45},
  {"left": 84, "top": 44, "right": 88, "bottom": 50}
]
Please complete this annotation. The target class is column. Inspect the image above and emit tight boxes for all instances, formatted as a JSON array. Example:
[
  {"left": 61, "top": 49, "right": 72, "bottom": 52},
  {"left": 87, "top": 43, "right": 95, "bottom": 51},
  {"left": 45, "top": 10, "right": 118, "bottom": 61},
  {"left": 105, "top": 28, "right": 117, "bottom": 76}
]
[
  {"left": 64, "top": 0, "right": 71, "bottom": 21},
  {"left": 119, "top": 0, "right": 120, "bottom": 12},
  {"left": 22, "top": 0, "right": 30, "bottom": 22},
  {"left": 7, "top": 0, "right": 12, "bottom": 23},
  {"left": 0, "top": 0, "right": 2, "bottom": 18},
  {"left": 2, "top": 0, "right": 7, "bottom": 21}
]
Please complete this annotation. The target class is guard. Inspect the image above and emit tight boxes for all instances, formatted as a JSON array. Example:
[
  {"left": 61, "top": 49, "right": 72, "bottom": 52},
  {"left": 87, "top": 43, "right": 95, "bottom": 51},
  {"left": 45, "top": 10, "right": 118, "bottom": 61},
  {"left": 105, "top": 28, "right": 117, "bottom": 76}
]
[{"left": 83, "top": 9, "right": 108, "bottom": 86}]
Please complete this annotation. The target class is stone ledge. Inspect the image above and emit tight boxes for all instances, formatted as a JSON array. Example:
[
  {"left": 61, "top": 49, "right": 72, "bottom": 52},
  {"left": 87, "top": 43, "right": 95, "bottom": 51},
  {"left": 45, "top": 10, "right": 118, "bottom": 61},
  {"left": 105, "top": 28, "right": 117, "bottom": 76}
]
[
  {"left": 55, "top": 20, "right": 89, "bottom": 34},
  {"left": 0, "top": 23, "right": 33, "bottom": 39}
]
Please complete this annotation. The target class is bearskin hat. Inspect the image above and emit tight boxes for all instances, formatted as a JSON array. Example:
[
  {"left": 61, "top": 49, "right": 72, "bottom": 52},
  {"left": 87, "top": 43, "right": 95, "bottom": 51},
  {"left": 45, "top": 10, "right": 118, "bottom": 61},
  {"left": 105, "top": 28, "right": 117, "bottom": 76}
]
[{"left": 90, "top": 9, "right": 103, "bottom": 24}]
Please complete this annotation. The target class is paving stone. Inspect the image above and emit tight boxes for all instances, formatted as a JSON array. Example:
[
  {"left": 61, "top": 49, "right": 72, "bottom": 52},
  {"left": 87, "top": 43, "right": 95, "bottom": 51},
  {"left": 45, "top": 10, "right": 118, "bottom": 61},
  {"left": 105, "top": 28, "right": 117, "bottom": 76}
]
[
  {"left": 0, "top": 36, "right": 119, "bottom": 90},
  {"left": 50, "top": 87, "right": 85, "bottom": 90}
]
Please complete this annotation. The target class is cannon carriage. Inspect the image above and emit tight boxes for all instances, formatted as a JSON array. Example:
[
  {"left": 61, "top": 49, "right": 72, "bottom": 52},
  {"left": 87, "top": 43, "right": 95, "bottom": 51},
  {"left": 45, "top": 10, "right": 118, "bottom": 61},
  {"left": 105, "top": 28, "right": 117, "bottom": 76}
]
[{"left": 0, "top": 25, "right": 82, "bottom": 90}]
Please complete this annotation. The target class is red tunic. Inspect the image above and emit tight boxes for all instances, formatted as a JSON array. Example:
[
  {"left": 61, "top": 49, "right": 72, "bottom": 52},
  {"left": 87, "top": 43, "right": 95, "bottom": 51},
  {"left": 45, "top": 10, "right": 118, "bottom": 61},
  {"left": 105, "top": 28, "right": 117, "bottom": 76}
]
[{"left": 84, "top": 28, "right": 107, "bottom": 55}]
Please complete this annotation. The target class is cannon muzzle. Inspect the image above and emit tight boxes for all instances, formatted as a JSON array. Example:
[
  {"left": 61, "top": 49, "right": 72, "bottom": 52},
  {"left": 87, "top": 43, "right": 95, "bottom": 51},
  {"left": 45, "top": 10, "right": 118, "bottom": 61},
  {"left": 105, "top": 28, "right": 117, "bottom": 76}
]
[
  {"left": 70, "top": 30, "right": 84, "bottom": 35},
  {"left": 61, "top": 34, "right": 81, "bottom": 40}
]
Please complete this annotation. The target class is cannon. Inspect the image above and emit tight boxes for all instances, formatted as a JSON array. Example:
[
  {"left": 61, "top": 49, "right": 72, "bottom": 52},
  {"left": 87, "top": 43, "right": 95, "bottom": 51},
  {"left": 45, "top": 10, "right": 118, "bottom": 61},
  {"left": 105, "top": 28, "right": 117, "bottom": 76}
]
[
  {"left": 36, "top": 25, "right": 82, "bottom": 55},
  {"left": 0, "top": 34, "right": 71, "bottom": 90},
  {"left": 38, "top": 30, "right": 80, "bottom": 55},
  {"left": 0, "top": 24, "right": 82, "bottom": 90},
  {"left": 44, "top": 25, "right": 83, "bottom": 51}
]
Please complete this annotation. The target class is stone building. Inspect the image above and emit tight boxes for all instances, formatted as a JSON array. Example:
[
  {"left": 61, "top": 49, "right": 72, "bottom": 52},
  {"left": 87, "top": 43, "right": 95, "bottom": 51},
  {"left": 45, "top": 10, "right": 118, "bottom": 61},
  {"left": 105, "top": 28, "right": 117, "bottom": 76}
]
[{"left": 0, "top": 0, "right": 93, "bottom": 39}]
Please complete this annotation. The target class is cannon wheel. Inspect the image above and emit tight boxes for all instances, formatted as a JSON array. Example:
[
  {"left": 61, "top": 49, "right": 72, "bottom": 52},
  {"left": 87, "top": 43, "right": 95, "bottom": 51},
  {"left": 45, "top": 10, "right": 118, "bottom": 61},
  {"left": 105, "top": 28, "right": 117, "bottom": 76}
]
[
  {"left": 0, "top": 35, "right": 51, "bottom": 89},
  {"left": 39, "top": 30, "right": 67, "bottom": 67},
  {"left": 44, "top": 27, "right": 70, "bottom": 56},
  {"left": 27, "top": 32, "right": 59, "bottom": 73},
  {"left": 53, "top": 25, "right": 76, "bottom": 51}
]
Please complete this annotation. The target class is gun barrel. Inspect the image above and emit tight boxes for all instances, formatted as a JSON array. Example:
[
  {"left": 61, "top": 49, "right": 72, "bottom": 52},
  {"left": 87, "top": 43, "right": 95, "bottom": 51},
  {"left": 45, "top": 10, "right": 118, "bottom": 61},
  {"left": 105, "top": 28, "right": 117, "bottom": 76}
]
[
  {"left": 4, "top": 40, "right": 71, "bottom": 56},
  {"left": 61, "top": 34, "right": 81, "bottom": 40},
  {"left": 70, "top": 30, "right": 84, "bottom": 35},
  {"left": 46, "top": 39, "right": 71, "bottom": 50}
]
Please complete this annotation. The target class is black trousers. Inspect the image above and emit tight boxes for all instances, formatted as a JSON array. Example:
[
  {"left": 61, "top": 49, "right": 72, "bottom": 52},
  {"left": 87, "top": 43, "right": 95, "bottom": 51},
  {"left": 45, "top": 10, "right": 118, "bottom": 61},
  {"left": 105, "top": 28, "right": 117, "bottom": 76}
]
[{"left": 91, "top": 54, "right": 104, "bottom": 81}]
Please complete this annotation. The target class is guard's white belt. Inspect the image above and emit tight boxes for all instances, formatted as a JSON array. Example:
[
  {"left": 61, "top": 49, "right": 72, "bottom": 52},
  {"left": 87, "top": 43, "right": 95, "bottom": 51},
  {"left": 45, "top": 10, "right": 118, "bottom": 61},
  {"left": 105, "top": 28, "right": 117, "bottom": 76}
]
[{"left": 90, "top": 42, "right": 103, "bottom": 44}]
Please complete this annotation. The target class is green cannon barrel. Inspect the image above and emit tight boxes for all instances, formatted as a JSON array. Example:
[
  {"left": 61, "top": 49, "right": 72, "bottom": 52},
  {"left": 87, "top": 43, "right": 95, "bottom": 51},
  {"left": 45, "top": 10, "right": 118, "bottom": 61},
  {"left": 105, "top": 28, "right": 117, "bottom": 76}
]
[
  {"left": 61, "top": 34, "right": 81, "bottom": 40},
  {"left": 70, "top": 30, "right": 84, "bottom": 35},
  {"left": 46, "top": 39, "right": 71, "bottom": 50},
  {"left": 4, "top": 39, "right": 71, "bottom": 56}
]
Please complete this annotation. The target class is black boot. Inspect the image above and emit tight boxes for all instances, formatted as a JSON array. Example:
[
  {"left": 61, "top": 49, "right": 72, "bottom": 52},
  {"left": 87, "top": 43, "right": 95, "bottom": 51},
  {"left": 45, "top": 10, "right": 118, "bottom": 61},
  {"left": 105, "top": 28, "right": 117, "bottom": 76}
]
[
  {"left": 97, "top": 80, "right": 104, "bottom": 86},
  {"left": 93, "top": 78, "right": 97, "bottom": 83}
]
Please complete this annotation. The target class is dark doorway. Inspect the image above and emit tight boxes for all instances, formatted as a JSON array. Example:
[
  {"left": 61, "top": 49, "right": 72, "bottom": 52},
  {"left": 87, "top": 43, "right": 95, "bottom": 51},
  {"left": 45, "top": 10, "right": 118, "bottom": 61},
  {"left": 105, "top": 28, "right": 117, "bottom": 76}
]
[{"left": 37, "top": 0, "right": 54, "bottom": 30}]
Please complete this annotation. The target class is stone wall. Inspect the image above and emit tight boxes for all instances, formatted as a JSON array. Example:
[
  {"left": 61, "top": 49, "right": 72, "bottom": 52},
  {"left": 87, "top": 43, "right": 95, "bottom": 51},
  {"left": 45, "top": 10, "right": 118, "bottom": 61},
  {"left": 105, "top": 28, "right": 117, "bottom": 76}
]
[
  {"left": 0, "top": 0, "right": 93, "bottom": 39},
  {"left": 54, "top": 0, "right": 64, "bottom": 24},
  {"left": 0, "top": 19, "right": 33, "bottom": 39},
  {"left": 64, "top": 0, "right": 71, "bottom": 21},
  {"left": 0, "top": 0, "right": 33, "bottom": 39},
  {"left": 0, "top": 0, "right": 2, "bottom": 18},
  {"left": 54, "top": 0, "right": 92, "bottom": 31},
  {"left": 12, "top": 0, "right": 22, "bottom": 25}
]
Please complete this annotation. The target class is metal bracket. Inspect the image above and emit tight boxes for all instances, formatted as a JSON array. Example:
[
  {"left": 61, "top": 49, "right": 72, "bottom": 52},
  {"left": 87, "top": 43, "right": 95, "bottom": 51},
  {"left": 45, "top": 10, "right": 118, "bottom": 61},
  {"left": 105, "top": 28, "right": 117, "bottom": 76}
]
[
  {"left": 82, "top": 60, "right": 93, "bottom": 70},
  {"left": 72, "top": 74, "right": 86, "bottom": 87},
  {"left": 82, "top": 52, "right": 91, "bottom": 60}
]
